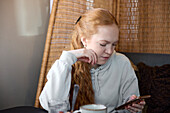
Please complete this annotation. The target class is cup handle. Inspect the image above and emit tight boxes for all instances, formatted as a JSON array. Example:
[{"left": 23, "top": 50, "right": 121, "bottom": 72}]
[{"left": 73, "top": 110, "right": 81, "bottom": 113}]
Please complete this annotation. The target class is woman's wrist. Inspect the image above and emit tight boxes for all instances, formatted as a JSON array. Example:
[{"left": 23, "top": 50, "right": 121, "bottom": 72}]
[{"left": 60, "top": 51, "right": 77, "bottom": 65}]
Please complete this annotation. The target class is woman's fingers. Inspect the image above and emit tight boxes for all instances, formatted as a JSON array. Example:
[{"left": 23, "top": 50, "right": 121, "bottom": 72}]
[
  {"left": 127, "top": 106, "right": 140, "bottom": 113},
  {"left": 69, "top": 49, "right": 97, "bottom": 64},
  {"left": 127, "top": 108, "right": 136, "bottom": 113},
  {"left": 126, "top": 95, "right": 146, "bottom": 113},
  {"left": 91, "top": 49, "right": 97, "bottom": 64},
  {"left": 83, "top": 49, "right": 92, "bottom": 63},
  {"left": 126, "top": 101, "right": 145, "bottom": 113},
  {"left": 133, "top": 103, "right": 144, "bottom": 109},
  {"left": 82, "top": 49, "right": 97, "bottom": 65},
  {"left": 129, "top": 95, "right": 137, "bottom": 101},
  {"left": 78, "top": 57, "right": 89, "bottom": 62},
  {"left": 88, "top": 49, "right": 97, "bottom": 65}
]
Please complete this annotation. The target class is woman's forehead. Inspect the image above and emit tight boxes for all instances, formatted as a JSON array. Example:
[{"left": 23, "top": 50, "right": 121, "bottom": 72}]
[
  {"left": 90, "top": 24, "right": 119, "bottom": 41},
  {"left": 97, "top": 24, "right": 119, "bottom": 32}
]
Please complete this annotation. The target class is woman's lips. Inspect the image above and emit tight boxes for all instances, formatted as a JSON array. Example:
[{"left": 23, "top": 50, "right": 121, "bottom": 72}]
[{"left": 101, "top": 56, "right": 110, "bottom": 60}]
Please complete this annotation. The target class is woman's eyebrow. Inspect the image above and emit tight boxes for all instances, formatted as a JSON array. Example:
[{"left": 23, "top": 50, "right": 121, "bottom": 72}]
[
  {"left": 113, "top": 40, "right": 118, "bottom": 44},
  {"left": 99, "top": 40, "right": 118, "bottom": 44}
]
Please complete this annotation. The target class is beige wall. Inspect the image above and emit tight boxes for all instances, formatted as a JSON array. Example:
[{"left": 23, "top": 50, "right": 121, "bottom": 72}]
[{"left": 0, "top": 0, "right": 49, "bottom": 109}]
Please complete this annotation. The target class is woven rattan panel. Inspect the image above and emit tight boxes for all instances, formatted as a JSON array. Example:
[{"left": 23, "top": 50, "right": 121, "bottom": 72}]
[
  {"left": 35, "top": 0, "right": 97, "bottom": 108},
  {"left": 47, "top": 0, "right": 87, "bottom": 76},
  {"left": 117, "top": 0, "right": 170, "bottom": 54},
  {"left": 93, "top": 0, "right": 113, "bottom": 12}
]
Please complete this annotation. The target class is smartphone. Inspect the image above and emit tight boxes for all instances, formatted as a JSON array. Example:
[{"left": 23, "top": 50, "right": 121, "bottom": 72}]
[{"left": 115, "top": 95, "right": 151, "bottom": 110}]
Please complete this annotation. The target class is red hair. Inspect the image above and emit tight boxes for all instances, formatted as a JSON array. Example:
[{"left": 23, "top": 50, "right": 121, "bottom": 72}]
[{"left": 70, "top": 8, "right": 118, "bottom": 109}]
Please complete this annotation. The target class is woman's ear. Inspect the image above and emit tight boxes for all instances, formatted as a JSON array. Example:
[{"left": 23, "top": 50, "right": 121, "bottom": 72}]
[{"left": 80, "top": 37, "right": 87, "bottom": 47}]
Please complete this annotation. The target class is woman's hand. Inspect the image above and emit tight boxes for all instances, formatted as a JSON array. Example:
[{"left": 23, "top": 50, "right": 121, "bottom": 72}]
[
  {"left": 68, "top": 48, "right": 97, "bottom": 65},
  {"left": 126, "top": 95, "right": 146, "bottom": 113}
]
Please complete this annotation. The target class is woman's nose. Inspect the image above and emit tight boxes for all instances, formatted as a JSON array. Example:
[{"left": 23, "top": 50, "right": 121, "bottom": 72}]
[{"left": 105, "top": 46, "right": 114, "bottom": 54}]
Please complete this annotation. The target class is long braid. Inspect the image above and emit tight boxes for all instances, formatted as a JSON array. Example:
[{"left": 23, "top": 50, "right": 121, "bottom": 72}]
[
  {"left": 69, "top": 26, "right": 95, "bottom": 110},
  {"left": 69, "top": 8, "right": 118, "bottom": 110}
]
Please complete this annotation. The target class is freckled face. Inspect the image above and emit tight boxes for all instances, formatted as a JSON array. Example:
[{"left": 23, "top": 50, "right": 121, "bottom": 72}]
[{"left": 86, "top": 24, "right": 119, "bottom": 65}]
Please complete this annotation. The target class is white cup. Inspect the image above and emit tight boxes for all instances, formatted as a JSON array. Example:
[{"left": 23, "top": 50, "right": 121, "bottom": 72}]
[
  {"left": 73, "top": 104, "right": 107, "bottom": 113},
  {"left": 48, "top": 100, "right": 69, "bottom": 113}
]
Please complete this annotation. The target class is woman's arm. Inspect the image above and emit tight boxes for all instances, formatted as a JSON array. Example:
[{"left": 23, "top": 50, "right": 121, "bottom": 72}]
[
  {"left": 39, "top": 49, "right": 97, "bottom": 111},
  {"left": 39, "top": 51, "right": 77, "bottom": 111},
  {"left": 120, "top": 59, "right": 145, "bottom": 113}
]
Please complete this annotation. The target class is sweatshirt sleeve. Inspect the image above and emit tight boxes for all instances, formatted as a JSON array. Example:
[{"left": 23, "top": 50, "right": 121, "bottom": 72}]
[
  {"left": 120, "top": 60, "right": 140, "bottom": 103},
  {"left": 118, "top": 58, "right": 140, "bottom": 113},
  {"left": 39, "top": 51, "right": 77, "bottom": 111}
]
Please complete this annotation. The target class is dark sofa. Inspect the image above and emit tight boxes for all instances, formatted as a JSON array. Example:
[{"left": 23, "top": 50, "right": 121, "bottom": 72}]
[{"left": 136, "top": 63, "right": 170, "bottom": 113}]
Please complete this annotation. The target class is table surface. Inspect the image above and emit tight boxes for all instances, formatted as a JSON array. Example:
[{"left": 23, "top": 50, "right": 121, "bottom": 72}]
[{"left": 0, "top": 106, "right": 48, "bottom": 113}]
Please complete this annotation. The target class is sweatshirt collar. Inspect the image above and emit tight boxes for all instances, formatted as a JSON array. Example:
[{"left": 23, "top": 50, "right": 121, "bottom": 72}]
[{"left": 90, "top": 51, "right": 116, "bottom": 95}]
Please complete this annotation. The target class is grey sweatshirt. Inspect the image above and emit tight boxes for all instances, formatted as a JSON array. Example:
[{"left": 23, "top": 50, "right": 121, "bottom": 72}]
[{"left": 39, "top": 51, "right": 140, "bottom": 113}]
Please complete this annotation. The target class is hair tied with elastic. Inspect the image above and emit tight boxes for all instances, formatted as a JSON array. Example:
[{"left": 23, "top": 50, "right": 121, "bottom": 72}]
[{"left": 75, "top": 16, "right": 82, "bottom": 24}]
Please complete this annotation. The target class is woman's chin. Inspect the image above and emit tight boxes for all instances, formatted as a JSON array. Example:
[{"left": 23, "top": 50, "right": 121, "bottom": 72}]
[
  {"left": 97, "top": 61, "right": 107, "bottom": 65},
  {"left": 91, "top": 61, "right": 107, "bottom": 68}
]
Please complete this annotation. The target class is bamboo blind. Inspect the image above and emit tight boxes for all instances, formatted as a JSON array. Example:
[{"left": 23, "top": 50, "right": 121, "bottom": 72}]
[{"left": 117, "top": 0, "right": 170, "bottom": 54}]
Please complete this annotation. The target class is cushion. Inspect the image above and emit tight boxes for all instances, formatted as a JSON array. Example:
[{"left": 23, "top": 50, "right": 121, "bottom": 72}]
[{"left": 136, "top": 63, "right": 170, "bottom": 113}]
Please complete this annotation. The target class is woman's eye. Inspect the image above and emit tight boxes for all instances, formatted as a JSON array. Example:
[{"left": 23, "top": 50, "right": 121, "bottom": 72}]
[
  {"left": 100, "top": 43, "right": 106, "bottom": 47},
  {"left": 112, "top": 44, "right": 117, "bottom": 46}
]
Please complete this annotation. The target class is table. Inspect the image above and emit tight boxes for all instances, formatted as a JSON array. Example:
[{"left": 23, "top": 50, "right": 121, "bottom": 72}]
[{"left": 0, "top": 106, "right": 48, "bottom": 113}]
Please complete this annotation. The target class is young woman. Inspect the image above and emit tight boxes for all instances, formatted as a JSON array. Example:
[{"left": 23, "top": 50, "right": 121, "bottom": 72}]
[{"left": 39, "top": 8, "right": 145, "bottom": 113}]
